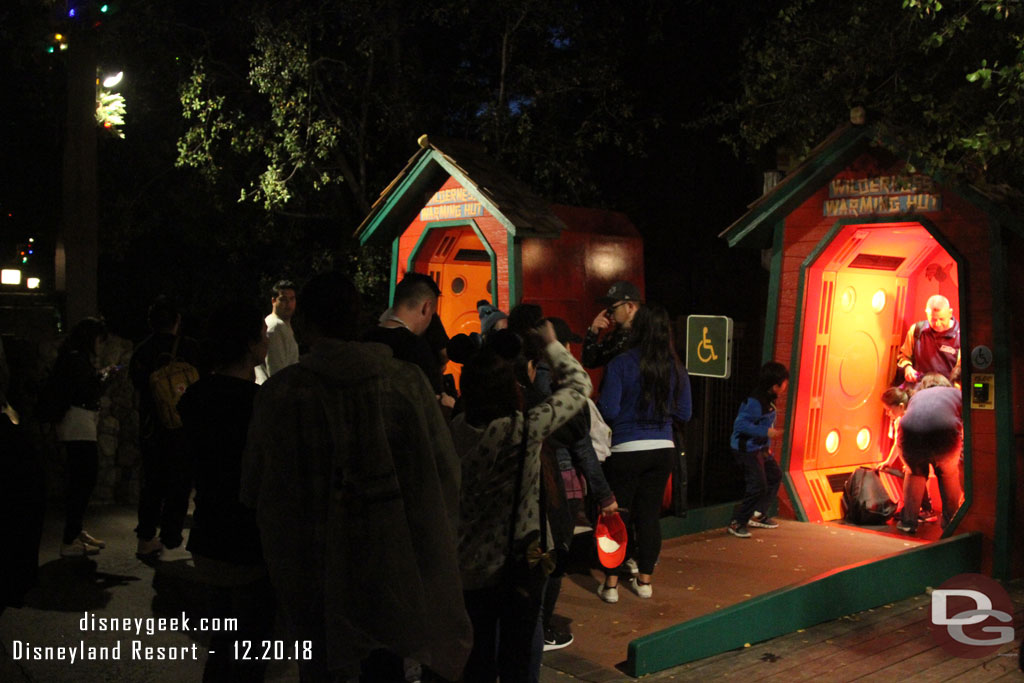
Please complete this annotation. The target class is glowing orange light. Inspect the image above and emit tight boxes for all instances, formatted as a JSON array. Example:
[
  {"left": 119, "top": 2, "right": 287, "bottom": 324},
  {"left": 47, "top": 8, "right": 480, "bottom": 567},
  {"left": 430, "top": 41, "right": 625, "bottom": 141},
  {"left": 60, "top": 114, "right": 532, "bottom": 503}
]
[
  {"left": 840, "top": 287, "right": 856, "bottom": 312},
  {"left": 856, "top": 428, "right": 871, "bottom": 451},
  {"left": 825, "top": 430, "right": 840, "bottom": 454},
  {"left": 871, "top": 289, "right": 886, "bottom": 312}
]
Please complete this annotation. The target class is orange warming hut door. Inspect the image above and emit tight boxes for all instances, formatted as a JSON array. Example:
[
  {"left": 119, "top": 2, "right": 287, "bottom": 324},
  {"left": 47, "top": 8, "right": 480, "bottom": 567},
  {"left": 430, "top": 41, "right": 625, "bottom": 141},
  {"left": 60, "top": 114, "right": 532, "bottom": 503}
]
[
  {"left": 791, "top": 223, "right": 959, "bottom": 521},
  {"left": 415, "top": 227, "right": 495, "bottom": 389},
  {"left": 426, "top": 229, "right": 493, "bottom": 338}
]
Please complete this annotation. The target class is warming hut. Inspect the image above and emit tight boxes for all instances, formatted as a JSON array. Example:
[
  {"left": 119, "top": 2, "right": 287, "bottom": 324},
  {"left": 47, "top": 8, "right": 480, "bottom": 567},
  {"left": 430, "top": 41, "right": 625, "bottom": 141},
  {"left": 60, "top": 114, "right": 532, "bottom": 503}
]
[
  {"left": 354, "top": 135, "right": 644, "bottom": 373},
  {"left": 720, "top": 122, "right": 1024, "bottom": 578}
]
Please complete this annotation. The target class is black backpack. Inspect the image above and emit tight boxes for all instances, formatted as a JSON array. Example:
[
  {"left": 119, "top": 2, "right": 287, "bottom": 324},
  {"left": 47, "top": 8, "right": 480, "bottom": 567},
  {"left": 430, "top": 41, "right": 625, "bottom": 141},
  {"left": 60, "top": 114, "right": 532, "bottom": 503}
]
[{"left": 842, "top": 467, "right": 896, "bottom": 525}]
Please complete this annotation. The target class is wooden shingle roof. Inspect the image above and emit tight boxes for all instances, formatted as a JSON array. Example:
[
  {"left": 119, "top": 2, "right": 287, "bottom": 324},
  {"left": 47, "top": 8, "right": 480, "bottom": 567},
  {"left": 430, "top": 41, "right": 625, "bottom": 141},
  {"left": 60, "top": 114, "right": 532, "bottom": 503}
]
[{"left": 355, "top": 135, "right": 566, "bottom": 244}]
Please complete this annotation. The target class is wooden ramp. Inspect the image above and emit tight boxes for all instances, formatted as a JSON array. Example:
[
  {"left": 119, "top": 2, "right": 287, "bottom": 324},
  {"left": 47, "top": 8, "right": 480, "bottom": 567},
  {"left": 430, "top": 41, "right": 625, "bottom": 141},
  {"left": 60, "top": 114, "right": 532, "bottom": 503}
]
[{"left": 546, "top": 519, "right": 982, "bottom": 678}]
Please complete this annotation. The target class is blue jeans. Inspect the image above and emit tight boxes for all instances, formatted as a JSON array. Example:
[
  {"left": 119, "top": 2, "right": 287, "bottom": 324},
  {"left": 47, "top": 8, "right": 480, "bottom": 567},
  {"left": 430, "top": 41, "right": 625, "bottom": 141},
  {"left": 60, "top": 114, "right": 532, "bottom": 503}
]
[
  {"left": 900, "top": 443, "right": 962, "bottom": 530},
  {"left": 732, "top": 449, "right": 781, "bottom": 526}
]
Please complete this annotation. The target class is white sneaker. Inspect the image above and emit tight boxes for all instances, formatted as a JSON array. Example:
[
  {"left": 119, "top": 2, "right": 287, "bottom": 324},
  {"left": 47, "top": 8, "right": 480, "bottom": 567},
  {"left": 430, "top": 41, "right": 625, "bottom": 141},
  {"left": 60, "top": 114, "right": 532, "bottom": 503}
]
[
  {"left": 158, "top": 544, "right": 193, "bottom": 562},
  {"left": 749, "top": 512, "right": 779, "bottom": 529},
  {"left": 136, "top": 537, "right": 164, "bottom": 558},
  {"left": 630, "top": 577, "right": 653, "bottom": 599},
  {"left": 597, "top": 583, "right": 619, "bottom": 603},
  {"left": 60, "top": 539, "right": 99, "bottom": 557},
  {"left": 79, "top": 530, "right": 107, "bottom": 549},
  {"left": 728, "top": 521, "right": 752, "bottom": 538},
  {"left": 625, "top": 558, "right": 639, "bottom": 576}
]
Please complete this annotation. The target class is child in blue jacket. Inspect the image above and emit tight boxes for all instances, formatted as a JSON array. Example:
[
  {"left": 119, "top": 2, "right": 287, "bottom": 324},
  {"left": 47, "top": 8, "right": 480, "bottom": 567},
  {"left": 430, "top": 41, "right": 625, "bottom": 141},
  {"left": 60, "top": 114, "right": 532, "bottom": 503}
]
[{"left": 728, "top": 362, "right": 789, "bottom": 538}]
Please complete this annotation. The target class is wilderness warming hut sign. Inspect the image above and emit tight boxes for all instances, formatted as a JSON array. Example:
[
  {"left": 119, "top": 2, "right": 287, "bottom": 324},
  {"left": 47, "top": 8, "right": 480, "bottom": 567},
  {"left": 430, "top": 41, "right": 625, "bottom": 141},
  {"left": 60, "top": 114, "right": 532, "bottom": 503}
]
[{"left": 824, "top": 174, "right": 942, "bottom": 217}]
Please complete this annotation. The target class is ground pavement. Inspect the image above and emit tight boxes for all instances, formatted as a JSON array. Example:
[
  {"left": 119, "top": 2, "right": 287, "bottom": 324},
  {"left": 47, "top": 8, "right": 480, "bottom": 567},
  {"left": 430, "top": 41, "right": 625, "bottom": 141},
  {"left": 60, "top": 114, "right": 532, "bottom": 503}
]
[{"left": 2, "top": 504, "right": 1022, "bottom": 682}]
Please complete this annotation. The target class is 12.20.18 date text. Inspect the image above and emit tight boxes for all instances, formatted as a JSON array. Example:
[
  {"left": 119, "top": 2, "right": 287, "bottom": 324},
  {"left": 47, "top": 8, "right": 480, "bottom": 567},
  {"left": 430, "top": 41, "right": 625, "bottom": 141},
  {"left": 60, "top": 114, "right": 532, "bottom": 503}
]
[{"left": 232, "top": 640, "right": 312, "bottom": 661}]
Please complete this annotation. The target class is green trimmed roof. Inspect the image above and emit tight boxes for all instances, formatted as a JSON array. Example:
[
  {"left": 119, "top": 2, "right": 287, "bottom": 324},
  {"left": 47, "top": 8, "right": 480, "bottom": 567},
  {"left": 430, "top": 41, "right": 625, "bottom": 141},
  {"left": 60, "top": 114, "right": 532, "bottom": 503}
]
[
  {"left": 719, "top": 124, "right": 870, "bottom": 249},
  {"left": 720, "top": 122, "right": 1024, "bottom": 249},
  {"left": 355, "top": 135, "right": 566, "bottom": 245}
]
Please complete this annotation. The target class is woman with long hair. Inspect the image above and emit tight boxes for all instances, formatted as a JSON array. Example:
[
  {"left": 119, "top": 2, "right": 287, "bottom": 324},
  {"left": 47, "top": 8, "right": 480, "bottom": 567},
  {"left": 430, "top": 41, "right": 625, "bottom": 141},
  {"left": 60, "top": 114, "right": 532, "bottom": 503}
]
[
  {"left": 451, "top": 322, "right": 591, "bottom": 681},
  {"left": 596, "top": 304, "right": 691, "bottom": 601},
  {"left": 53, "top": 317, "right": 115, "bottom": 557}
]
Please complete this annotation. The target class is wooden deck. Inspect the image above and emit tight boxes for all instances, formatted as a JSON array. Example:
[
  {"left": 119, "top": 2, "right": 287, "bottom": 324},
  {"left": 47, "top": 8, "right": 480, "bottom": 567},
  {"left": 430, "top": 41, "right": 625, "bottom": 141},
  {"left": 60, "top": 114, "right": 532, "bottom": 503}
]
[
  {"left": 540, "top": 520, "right": 1006, "bottom": 680},
  {"left": 645, "top": 580, "right": 1024, "bottom": 681},
  {"left": 543, "top": 576, "right": 1023, "bottom": 682}
]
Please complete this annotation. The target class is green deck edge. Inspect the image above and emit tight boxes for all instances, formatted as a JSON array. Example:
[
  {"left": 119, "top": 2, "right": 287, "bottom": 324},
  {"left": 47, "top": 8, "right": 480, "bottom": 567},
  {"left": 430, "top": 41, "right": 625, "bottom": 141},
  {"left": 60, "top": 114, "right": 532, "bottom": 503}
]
[
  {"left": 659, "top": 501, "right": 739, "bottom": 539},
  {"left": 627, "top": 530, "right": 983, "bottom": 676}
]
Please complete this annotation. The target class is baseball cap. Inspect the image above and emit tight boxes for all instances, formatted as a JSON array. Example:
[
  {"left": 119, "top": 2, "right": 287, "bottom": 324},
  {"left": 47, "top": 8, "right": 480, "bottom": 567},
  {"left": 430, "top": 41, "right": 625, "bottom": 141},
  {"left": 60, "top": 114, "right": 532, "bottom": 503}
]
[
  {"left": 542, "top": 317, "right": 582, "bottom": 344},
  {"left": 477, "top": 302, "right": 508, "bottom": 335},
  {"left": 597, "top": 281, "right": 642, "bottom": 305},
  {"left": 594, "top": 512, "right": 628, "bottom": 569}
]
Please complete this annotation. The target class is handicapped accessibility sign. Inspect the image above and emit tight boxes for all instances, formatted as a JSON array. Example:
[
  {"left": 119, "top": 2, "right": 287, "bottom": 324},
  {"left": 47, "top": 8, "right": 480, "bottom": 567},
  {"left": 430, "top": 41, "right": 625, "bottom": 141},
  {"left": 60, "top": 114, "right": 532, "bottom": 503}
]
[{"left": 685, "top": 315, "right": 733, "bottom": 378}]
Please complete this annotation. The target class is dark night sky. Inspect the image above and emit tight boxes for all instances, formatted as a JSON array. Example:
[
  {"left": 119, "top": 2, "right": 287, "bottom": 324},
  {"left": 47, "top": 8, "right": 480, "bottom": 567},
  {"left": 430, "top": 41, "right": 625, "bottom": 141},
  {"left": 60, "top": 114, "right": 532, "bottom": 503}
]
[{"left": 0, "top": 1, "right": 770, "bottom": 339}]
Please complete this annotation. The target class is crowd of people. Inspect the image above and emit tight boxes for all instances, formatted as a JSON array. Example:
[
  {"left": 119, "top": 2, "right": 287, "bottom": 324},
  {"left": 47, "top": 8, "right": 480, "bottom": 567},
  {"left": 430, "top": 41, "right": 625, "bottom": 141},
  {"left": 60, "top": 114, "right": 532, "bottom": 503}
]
[
  {"left": 0, "top": 274, "right": 693, "bottom": 682},
  {"left": 0, "top": 275, "right": 969, "bottom": 681}
]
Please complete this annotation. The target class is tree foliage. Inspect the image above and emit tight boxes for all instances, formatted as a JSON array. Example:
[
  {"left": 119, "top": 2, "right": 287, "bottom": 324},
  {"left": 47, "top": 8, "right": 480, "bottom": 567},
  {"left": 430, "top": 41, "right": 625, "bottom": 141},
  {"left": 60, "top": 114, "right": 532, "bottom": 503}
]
[
  {"left": 718, "top": 0, "right": 1024, "bottom": 189},
  {"left": 174, "top": 0, "right": 659, "bottom": 218}
]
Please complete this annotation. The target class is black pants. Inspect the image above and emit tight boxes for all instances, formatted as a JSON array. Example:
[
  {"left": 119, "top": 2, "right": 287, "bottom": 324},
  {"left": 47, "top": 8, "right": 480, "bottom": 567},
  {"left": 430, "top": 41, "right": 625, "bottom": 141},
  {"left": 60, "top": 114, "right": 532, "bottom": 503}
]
[
  {"left": 601, "top": 447, "right": 674, "bottom": 575},
  {"left": 201, "top": 571, "right": 276, "bottom": 683},
  {"left": 135, "top": 430, "right": 192, "bottom": 547},
  {"left": 732, "top": 449, "right": 782, "bottom": 526},
  {"left": 463, "top": 583, "right": 542, "bottom": 683},
  {"left": 62, "top": 441, "right": 98, "bottom": 545}
]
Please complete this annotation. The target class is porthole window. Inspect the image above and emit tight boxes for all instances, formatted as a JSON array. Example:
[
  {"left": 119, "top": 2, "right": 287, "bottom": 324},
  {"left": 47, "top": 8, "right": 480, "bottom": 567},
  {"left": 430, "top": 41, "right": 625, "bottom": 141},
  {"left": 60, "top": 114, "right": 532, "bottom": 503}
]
[
  {"left": 871, "top": 289, "right": 886, "bottom": 313},
  {"left": 451, "top": 276, "right": 466, "bottom": 294},
  {"left": 840, "top": 287, "right": 856, "bottom": 312},
  {"left": 825, "top": 430, "right": 840, "bottom": 454}
]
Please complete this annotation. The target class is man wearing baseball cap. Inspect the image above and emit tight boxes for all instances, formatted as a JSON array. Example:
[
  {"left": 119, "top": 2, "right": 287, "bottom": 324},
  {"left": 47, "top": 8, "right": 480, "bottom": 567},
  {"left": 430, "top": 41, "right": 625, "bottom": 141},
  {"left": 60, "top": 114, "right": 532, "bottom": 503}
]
[{"left": 583, "top": 281, "right": 643, "bottom": 368}]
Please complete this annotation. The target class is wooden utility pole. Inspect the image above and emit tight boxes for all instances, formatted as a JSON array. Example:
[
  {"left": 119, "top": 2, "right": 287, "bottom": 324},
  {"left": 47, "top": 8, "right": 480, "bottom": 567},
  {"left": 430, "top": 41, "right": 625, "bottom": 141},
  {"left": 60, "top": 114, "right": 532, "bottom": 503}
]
[{"left": 57, "top": 24, "right": 99, "bottom": 327}]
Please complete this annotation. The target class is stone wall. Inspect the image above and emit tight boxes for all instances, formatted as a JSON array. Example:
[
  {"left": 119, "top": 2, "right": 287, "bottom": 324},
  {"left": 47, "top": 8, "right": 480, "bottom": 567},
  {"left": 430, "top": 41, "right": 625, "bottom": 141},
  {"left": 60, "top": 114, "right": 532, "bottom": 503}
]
[{"left": 96, "top": 334, "right": 139, "bottom": 503}]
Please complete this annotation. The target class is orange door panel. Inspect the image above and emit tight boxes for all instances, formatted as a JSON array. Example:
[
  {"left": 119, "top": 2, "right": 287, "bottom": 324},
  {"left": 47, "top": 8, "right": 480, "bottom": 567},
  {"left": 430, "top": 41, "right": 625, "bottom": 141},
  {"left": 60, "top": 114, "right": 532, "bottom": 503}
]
[
  {"left": 806, "top": 271, "right": 900, "bottom": 471},
  {"left": 440, "top": 260, "right": 491, "bottom": 337}
]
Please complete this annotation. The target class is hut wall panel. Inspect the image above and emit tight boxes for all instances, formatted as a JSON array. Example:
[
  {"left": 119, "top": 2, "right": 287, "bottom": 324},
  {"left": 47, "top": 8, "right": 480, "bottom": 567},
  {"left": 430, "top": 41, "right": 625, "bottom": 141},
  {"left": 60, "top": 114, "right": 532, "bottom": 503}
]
[
  {"left": 1008, "top": 229, "right": 1024, "bottom": 576},
  {"left": 771, "top": 155, "right": 1003, "bottom": 570},
  {"left": 474, "top": 215, "right": 512, "bottom": 308}
]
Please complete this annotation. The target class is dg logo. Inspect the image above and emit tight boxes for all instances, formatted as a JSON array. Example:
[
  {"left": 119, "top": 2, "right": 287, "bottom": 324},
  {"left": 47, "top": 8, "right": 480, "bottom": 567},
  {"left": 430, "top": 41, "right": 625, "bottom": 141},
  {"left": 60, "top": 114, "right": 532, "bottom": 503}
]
[{"left": 930, "top": 573, "right": 1015, "bottom": 658}]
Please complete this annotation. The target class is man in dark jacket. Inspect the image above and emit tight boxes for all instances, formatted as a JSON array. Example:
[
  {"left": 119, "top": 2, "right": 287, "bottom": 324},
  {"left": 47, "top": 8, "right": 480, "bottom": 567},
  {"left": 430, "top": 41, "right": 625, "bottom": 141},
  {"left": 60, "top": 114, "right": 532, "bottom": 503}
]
[
  {"left": 896, "top": 294, "right": 961, "bottom": 386},
  {"left": 365, "top": 272, "right": 446, "bottom": 396},
  {"left": 129, "top": 296, "right": 199, "bottom": 557},
  {"left": 582, "top": 281, "right": 642, "bottom": 369},
  {"left": 242, "top": 272, "right": 470, "bottom": 681}
]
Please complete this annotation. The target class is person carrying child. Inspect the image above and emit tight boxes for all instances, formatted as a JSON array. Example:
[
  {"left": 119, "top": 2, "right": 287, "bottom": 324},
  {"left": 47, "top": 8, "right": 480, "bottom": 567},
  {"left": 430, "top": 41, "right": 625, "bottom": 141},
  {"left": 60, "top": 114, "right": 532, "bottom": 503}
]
[{"left": 727, "top": 362, "right": 788, "bottom": 539}]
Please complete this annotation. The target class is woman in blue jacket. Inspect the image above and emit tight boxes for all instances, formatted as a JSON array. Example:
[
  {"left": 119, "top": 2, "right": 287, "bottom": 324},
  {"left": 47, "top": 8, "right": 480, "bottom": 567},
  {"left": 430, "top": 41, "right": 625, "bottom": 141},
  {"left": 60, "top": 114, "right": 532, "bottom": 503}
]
[
  {"left": 597, "top": 304, "right": 691, "bottom": 602},
  {"left": 727, "top": 362, "right": 789, "bottom": 538}
]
